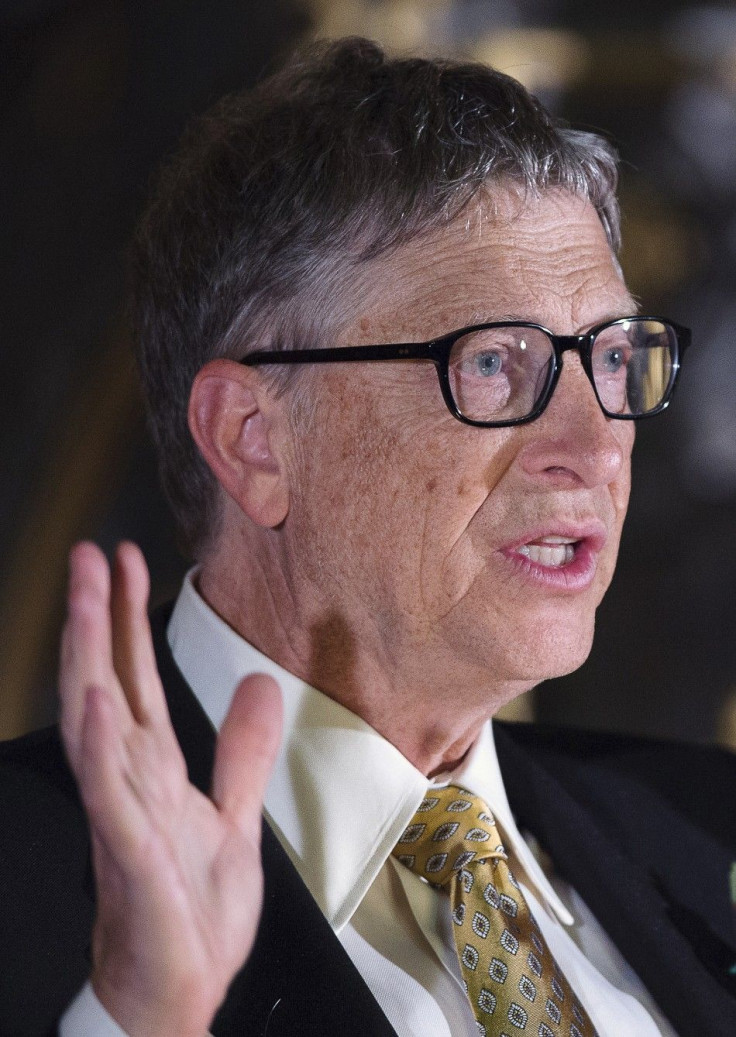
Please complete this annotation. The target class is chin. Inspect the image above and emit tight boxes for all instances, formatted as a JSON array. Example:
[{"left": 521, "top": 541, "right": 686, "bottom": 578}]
[
  {"left": 431, "top": 566, "right": 606, "bottom": 684},
  {"left": 450, "top": 605, "right": 598, "bottom": 686},
  {"left": 524, "top": 617, "right": 597, "bottom": 681}
]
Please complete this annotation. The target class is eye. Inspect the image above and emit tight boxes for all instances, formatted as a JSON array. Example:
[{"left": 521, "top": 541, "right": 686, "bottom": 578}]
[
  {"left": 473, "top": 350, "right": 503, "bottom": 377},
  {"left": 601, "top": 346, "right": 627, "bottom": 373},
  {"left": 594, "top": 336, "right": 633, "bottom": 377}
]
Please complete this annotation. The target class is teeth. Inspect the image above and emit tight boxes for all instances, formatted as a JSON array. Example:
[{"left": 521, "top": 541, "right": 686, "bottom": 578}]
[{"left": 518, "top": 541, "right": 576, "bottom": 567}]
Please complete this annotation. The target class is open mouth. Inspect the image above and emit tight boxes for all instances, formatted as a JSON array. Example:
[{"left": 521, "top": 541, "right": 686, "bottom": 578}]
[
  {"left": 501, "top": 523, "right": 607, "bottom": 590},
  {"left": 516, "top": 536, "right": 578, "bottom": 568}
]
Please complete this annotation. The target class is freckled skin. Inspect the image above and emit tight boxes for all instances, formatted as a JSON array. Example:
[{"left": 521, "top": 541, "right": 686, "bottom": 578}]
[{"left": 204, "top": 187, "right": 636, "bottom": 774}]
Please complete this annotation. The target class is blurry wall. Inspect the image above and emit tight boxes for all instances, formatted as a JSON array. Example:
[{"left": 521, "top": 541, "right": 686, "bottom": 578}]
[
  {"left": 0, "top": 0, "right": 309, "bottom": 736},
  {"left": 1, "top": 0, "right": 734, "bottom": 746}
]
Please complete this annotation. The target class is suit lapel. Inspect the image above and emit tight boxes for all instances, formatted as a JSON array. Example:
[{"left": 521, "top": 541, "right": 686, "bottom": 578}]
[
  {"left": 495, "top": 722, "right": 736, "bottom": 1037},
  {"left": 150, "top": 606, "right": 397, "bottom": 1037},
  {"left": 216, "top": 820, "right": 398, "bottom": 1037}
]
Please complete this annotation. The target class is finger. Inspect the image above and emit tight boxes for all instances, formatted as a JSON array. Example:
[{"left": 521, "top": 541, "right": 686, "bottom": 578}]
[
  {"left": 110, "top": 541, "right": 169, "bottom": 728},
  {"left": 211, "top": 674, "right": 282, "bottom": 840},
  {"left": 60, "top": 543, "right": 127, "bottom": 767},
  {"left": 77, "top": 684, "right": 150, "bottom": 861}
]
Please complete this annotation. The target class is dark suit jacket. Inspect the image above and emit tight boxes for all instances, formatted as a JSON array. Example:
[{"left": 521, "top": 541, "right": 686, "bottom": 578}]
[{"left": 1, "top": 606, "right": 735, "bottom": 1036}]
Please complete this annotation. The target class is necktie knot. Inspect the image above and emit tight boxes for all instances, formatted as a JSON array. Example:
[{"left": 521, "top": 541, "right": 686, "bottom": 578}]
[
  {"left": 392, "top": 784, "right": 598, "bottom": 1036},
  {"left": 393, "top": 785, "right": 508, "bottom": 888}
]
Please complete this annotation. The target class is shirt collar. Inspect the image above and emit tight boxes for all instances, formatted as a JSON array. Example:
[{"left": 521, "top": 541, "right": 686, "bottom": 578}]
[{"left": 167, "top": 569, "right": 573, "bottom": 930}]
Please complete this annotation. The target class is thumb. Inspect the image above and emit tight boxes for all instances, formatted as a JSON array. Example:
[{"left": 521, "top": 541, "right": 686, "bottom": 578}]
[{"left": 211, "top": 674, "right": 282, "bottom": 839}]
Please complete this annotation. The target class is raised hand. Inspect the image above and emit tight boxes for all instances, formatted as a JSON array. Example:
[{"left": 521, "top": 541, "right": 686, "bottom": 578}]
[{"left": 59, "top": 541, "right": 282, "bottom": 1037}]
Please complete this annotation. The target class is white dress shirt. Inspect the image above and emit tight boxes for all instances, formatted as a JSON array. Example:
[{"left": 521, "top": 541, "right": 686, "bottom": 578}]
[{"left": 61, "top": 573, "right": 678, "bottom": 1036}]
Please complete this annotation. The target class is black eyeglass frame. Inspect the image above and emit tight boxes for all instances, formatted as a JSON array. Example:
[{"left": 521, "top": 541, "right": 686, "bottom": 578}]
[{"left": 241, "top": 316, "right": 691, "bottom": 428}]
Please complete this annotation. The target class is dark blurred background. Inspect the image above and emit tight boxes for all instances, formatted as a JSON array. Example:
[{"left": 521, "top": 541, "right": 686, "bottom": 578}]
[{"left": 1, "top": 0, "right": 734, "bottom": 746}]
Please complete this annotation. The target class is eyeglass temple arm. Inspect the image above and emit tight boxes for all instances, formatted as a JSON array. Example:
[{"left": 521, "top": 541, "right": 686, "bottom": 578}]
[{"left": 241, "top": 341, "right": 439, "bottom": 366}]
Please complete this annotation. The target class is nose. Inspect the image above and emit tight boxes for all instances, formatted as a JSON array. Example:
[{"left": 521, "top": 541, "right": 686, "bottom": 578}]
[{"left": 515, "top": 354, "right": 631, "bottom": 490}]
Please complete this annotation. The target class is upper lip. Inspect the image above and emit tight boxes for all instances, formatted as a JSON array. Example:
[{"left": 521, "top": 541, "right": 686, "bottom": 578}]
[{"left": 501, "top": 519, "right": 609, "bottom": 555}]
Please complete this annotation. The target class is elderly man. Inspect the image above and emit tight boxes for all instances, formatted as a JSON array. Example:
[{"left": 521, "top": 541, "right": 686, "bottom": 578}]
[{"left": 1, "top": 37, "right": 735, "bottom": 1037}]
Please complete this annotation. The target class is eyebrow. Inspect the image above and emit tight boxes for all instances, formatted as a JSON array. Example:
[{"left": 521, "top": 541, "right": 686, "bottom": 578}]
[{"left": 459, "top": 307, "right": 642, "bottom": 332}]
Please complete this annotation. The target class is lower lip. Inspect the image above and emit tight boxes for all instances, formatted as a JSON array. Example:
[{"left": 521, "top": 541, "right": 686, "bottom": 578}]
[{"left": 500, "top": 540, "right": 600, "bottom": 592}]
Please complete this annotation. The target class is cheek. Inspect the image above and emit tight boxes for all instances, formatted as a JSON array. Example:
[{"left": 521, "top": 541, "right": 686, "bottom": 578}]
[
  {"left": 288, "top": 371, "right": 517, "bottom": 600},
  {"left": 286, "top": 387, "right": 423, "bottom": 578},
  {"left": 401, "top": 436, "right": 520, "bottom": 613},
  {"left": 427, "top": 431, "right": 518, "bottom": 545}
]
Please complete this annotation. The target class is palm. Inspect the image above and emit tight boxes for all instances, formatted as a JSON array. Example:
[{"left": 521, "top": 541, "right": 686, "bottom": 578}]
[{"left": 59, "top": 542, "right": 282, "bottom": 1037}]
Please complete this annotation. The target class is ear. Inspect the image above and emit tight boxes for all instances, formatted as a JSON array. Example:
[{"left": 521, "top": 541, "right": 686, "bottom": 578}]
[{"left": 188, "top": 359, "right": 290, "bottom": 528}]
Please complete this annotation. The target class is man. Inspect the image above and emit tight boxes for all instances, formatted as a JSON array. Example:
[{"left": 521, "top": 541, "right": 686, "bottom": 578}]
[{"left": 1, "top": 37, "right": 735, "bottom": 1037}]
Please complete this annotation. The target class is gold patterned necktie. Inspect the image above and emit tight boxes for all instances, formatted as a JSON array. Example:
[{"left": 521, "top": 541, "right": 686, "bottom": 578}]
[{"left": 392, "top": 785, "right": 597, "bottom": 1037}]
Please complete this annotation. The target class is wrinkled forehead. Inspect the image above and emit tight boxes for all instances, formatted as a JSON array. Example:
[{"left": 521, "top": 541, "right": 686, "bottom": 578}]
[{"left": 341, "top": 186, "right": 635, "bottom": 346}]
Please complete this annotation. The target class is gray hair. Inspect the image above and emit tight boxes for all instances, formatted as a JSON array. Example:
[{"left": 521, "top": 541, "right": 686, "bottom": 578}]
[{"left": 131, "top": 36, "right": 621, "bottom": 558}]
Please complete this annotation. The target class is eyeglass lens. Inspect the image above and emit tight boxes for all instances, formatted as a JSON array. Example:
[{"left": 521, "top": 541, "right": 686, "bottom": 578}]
[{"left": 447, "top": 319, "right": 676, "bottom": 422}]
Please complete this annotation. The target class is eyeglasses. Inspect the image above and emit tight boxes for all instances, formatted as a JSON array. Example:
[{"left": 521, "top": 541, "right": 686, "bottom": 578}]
[{"left": 241, "top": 316, "right": 691, "bottom": 427}]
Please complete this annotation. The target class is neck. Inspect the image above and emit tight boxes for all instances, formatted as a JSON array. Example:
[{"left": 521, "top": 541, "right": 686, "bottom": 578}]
[{"left": 197, "top": 543, "right": 533, "bottom": 777}]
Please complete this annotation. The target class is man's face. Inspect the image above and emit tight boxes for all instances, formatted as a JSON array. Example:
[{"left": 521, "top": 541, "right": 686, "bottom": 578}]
[{"left": 284, "top": 187, "right": 636, "bottom": 706}]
